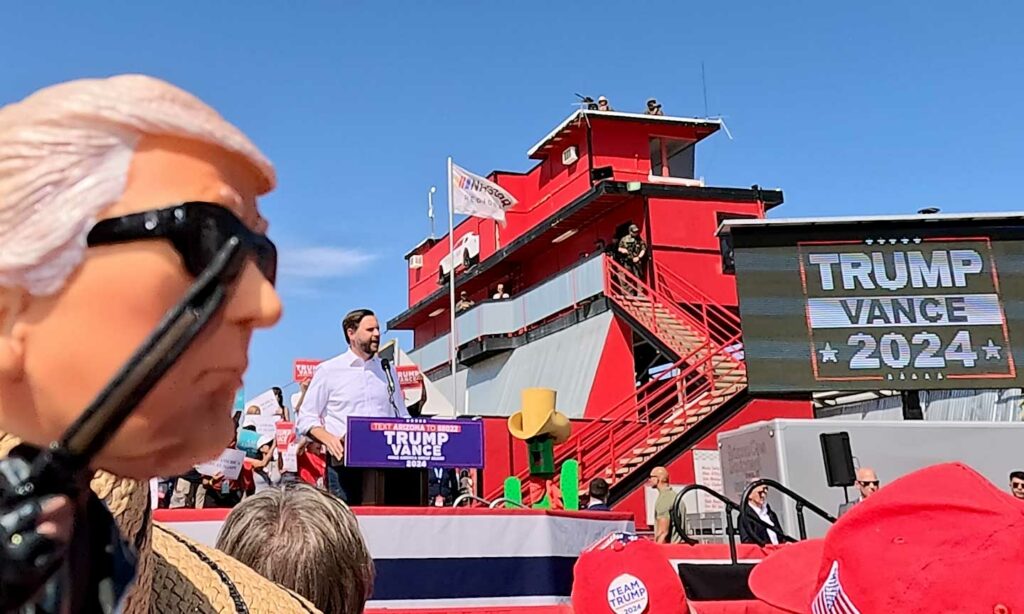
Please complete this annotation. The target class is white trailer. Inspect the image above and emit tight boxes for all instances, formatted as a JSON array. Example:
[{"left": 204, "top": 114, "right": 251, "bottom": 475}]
[{"left": 717, "top": 418, "right": 1024, "bottom": 538}]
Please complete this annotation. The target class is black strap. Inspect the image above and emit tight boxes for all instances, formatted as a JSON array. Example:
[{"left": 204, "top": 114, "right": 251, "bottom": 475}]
[
  {"left": 157, "top": 525, "right": 249, "bottom": 614},
  {"left": 157, "top": 525, "right": 318, "bottom": 614}
]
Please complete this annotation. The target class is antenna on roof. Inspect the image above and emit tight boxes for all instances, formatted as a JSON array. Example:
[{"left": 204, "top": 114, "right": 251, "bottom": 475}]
[
  {"left": 701, "top": 61, "right": 709, "bottom": 118},
  {"left": 700, "top": 62, "right": 734, "bottom": 141}
]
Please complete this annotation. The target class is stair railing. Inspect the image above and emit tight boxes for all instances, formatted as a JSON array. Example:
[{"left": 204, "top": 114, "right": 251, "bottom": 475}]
[
  {"left": 452, "top": 494, "right": 492, "bottom": 508},
  {"left": 652, "top": 263, "right": 743, "bottom": 349},
  {"left": 605, "top": 258, "right": 743, "bottom": 358},
  {"left": 671, "top": 484, "right": 802, "bottom": 564},
  {"left": 485, "top": 259, "right": 750, "bottom": 501},
  {"left": 739, "top": 478, "right": 836, "bottom": 544},
  {"left": 672, "top": 485, "right": 740, "bottom": 561},
  {"left": 574, "top": 348, "right": 748, "bottom": 492},
  {"left": 488, "top": 497, "right": 526, "bottom": 509},
  {"left": 485, "top": 348, "right": 699, "bottom": 501}
]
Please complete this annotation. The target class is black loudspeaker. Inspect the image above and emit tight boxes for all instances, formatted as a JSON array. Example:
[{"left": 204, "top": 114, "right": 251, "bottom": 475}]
[
  {"left": 901, "top": 390, "right": 924, "bottom": 420},
  {"left": 820, "top": 432, "right": 856, "bottom": 487},
  {"left": 591, "top": 166, "right": 614, "bottom": 182}
]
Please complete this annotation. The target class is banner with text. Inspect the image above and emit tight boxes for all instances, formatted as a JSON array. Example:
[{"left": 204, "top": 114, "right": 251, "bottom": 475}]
[
  {"left": 729, "top": 219, "right": 1024, "bottom": 392},
  {"left": 345, "top": 417, "right": 484, "bottom": 469},
  {"left": 196, "top": 448, "right": 246, "bottom": 480},
  {"left": 294, "top": 359, "right": 322, "bottom": 381},
  {"left": 396, "top": 365, "right": 423, "bottom": 391},
  {"left": 451, "top": 162, "right": 518, "bottom": 225}
]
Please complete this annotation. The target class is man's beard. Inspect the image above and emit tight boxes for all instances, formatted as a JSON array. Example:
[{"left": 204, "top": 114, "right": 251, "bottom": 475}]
[{"left": 358, "top": 338, "right": 379, "bottom": 356}]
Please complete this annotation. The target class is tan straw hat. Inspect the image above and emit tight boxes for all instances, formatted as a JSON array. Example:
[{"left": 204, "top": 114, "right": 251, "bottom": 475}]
[{"left": 507, "top": 388, "right": 572, "bottom": 443}]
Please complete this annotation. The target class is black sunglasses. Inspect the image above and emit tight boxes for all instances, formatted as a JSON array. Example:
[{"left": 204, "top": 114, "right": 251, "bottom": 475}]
[
  {"left": 87, "top": 202, "right": 277, "bottom": 285},
  {"left": 857, "top": 480, "right": 880, "bottom": 487}
]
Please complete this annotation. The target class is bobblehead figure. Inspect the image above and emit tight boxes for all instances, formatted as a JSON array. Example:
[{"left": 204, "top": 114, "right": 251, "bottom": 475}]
[{"left": 0, "top": 75, "right": 319, "bottom": 612}]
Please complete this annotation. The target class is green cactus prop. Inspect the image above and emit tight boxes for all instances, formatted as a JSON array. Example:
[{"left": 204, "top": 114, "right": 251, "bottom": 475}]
[
  {"left": 503, "top": 476, "right": 523, "bottom": 509},
  {"left": 560, "top": 459, "right": 580, "bottom": 511}
]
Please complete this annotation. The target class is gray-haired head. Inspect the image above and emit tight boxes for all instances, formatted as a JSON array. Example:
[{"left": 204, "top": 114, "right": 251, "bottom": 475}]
[
  {"left": 216, "top": 484, "right": 374, "bottom": 614},
  {"left": 0, "top": 74, "right": 274, "bottom": 296}
]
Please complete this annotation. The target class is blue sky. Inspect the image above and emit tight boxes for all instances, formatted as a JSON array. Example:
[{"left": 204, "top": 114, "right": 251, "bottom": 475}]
[{"left": 4, "top": 2, "right": 1023, "bottom": 400}]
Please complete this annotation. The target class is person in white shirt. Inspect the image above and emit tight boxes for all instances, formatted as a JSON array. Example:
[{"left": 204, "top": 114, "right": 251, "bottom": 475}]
[{"left": 295, "top": 308, "right": 409, "bottom": 502}]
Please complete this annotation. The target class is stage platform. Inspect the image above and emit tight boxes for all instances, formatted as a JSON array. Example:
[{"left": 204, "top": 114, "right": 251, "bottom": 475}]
[{"left": 154, "top": 506, "right": 634, "bottom": 612}]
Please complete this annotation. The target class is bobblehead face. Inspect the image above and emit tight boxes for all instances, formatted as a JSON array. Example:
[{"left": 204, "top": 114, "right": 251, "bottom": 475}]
[{"left": 0, "top": 134, "right": 282, "bottom": 479}]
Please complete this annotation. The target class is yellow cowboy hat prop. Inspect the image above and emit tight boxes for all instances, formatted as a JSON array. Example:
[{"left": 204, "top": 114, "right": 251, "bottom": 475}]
[{"left": 508, "top": 388, "right": 572, "bottom": 443}]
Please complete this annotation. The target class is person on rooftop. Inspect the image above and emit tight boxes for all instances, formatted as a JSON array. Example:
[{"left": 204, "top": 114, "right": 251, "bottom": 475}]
[
  {"left": 645, "top": 98, "right": 664, "bottom": 116},
  {"left": 596, "top": 96, "right": 613, "bottom": 111}
]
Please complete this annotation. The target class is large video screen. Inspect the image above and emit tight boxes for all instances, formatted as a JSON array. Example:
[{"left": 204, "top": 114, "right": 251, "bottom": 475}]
[{"left": 729, "top": 220, "right": 1024, "bottom": 393}]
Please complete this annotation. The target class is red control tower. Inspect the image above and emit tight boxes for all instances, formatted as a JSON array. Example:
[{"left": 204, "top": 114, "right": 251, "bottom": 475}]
[{"left": 388, "top": 108, "right": 810, "bottom": 524}]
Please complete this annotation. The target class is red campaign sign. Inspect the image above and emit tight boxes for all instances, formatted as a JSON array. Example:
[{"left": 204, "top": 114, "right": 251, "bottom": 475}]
[
  {"left": 396, "top": 365, "right": 423, "bottom": 391},
  {"left": 293, "top": 359, "right": 322, "bottom": 381}
]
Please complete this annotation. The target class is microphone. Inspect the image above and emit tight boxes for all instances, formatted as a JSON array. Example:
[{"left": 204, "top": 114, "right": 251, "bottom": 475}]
[{"left": 380, "top": 358, "right": 400, "bottom": 417}]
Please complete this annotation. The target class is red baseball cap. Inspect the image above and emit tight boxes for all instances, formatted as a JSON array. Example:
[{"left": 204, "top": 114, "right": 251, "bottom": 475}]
[
  {"left": 749, "top": 462, "right": 1024, "bottom": 613},
  {"left": 572, "top": 537, "right": 688, "bottom": 613}
]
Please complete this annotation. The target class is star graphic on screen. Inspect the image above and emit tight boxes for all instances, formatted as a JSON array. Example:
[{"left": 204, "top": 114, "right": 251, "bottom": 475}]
[
  {"left": 982, "top": 339, "right": 1003, "bottom": 360},
  {"left": 819, "top": 342, "right": 839, "bottom": 363}
]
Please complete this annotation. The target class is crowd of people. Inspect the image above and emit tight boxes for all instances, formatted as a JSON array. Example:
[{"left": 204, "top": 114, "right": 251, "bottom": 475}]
[
  {"left": 3, "top": 71, "right": 1021, "bottom": 614},
  {"left": 157, "top": 307, "right": 483, "bottom": 512},
  {"left": 579, "top": 95, "right": 666, "bottom": 116}
]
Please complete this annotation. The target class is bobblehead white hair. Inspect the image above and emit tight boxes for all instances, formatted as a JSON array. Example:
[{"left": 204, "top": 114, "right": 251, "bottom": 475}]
[{"left": 0, "top": 74, "right": 275, "bottom": 296}]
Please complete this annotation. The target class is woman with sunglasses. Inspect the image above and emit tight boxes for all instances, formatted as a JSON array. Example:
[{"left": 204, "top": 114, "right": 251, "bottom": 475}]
[{"left": 0, "top": 76, "right": 321, "bottom": 612}]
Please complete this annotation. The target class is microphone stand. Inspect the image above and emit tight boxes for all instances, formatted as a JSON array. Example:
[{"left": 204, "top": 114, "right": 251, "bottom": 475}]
[{"left": 380, "top": 358, "right": 401, "bottom": 418}]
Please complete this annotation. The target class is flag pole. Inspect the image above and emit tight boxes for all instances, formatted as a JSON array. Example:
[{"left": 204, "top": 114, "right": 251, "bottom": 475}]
[
  {"left": 447, "top": 157, "right": 460, "bottom": 415},
  {"left": 428, "top": 186, "right": 437, "bottom": 239}
]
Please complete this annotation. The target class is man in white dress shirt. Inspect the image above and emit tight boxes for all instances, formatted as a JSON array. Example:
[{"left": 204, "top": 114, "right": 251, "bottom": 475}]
[{"left": 296, "top": 308, "right": 409, "bottom": 502}]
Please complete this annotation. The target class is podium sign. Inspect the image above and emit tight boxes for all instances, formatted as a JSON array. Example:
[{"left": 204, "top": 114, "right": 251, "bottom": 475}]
[{"left": 345, "top": 417, "right": 484, "bottom": 469}]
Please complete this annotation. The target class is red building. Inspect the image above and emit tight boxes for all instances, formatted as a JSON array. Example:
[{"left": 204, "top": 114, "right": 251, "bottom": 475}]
[{"left": 388, "top": 108, "right": 811, "bottom": 525}]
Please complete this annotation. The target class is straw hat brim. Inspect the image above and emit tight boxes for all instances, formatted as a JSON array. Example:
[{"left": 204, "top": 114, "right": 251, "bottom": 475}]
[
  {"left": 0, "top": 432, "right": 321, "bottom": 613},
  {"left": 508, "top": 408, "right": 571, "bottom": 443},
  {"left": 151, "top": 523, "right": 322, "bottom": 613}
]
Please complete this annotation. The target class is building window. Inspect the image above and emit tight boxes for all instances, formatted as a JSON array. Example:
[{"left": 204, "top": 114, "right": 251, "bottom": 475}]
[
  {"left": 649, "top": 137, "right": 695, "bottom": 179},
  {"left": 716, "top": 212, "right": 758, "bottom": 275}
]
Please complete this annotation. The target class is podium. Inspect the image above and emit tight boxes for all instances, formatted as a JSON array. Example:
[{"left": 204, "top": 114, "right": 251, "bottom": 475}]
[
  {"left": 361, "top": 468, "right": 427, "bottom": 506},
  {"left": 345, "top": 416, "right": 485, "bottom": 506}
]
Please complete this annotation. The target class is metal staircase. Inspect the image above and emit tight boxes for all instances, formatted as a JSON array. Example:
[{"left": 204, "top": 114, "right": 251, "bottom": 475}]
[{"left": 487, "top": 257, "right": 750, "bottom": 503}]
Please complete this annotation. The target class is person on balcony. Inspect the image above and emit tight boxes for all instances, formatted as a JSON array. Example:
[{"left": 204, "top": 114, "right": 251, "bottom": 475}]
[
  {"left": 492, "top": 283, "right": 510, "bottom": 300},
  {"left": 618, "top": 224, "right": 648, "bottom": 280},
  {"left": 456, "top": 290, "right": 475, "bottom": 312}
]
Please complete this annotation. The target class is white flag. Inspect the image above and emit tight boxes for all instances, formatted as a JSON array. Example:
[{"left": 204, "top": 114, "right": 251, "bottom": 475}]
[{"left": 451, "top": 163, "right": 517, "bottom": 224}]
